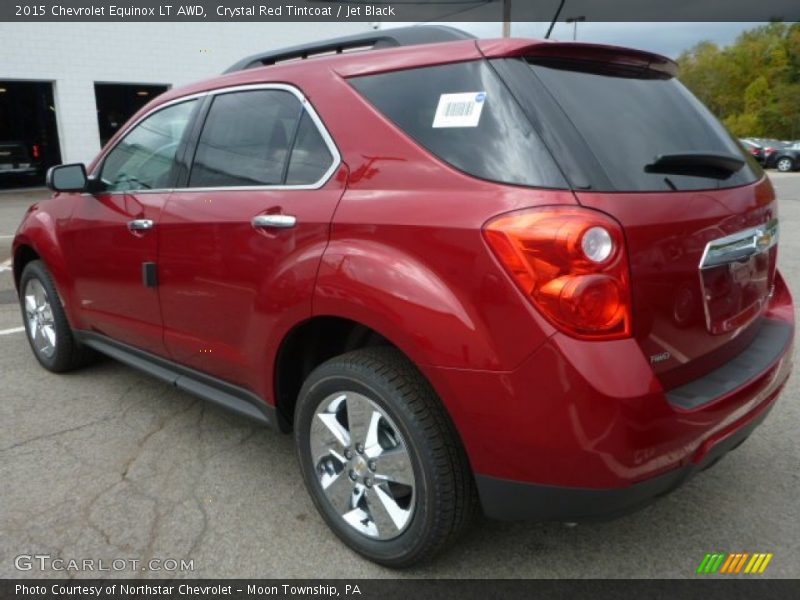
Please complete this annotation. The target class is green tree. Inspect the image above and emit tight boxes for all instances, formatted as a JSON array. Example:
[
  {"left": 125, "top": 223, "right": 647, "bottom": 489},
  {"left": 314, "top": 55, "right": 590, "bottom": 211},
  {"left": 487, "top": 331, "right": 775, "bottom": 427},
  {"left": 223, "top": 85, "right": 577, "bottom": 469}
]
[{"left": 677, "top": 22, "right": 800, "bottom": 139}]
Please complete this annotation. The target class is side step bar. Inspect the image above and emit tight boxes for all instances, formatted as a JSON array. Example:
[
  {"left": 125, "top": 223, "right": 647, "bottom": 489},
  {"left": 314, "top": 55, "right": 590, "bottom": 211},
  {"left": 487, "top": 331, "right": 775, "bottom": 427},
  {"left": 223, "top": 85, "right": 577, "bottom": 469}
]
[{"left": 75, "top": 331, "right": 276, "bottom": 428}]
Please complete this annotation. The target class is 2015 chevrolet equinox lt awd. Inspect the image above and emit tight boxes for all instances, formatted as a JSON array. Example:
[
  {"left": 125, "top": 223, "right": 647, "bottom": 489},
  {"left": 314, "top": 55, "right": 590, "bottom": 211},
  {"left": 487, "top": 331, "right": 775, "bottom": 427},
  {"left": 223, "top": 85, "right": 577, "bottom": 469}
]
[{"left": 12, "top": 27, "right": 794, "bottom": 567}]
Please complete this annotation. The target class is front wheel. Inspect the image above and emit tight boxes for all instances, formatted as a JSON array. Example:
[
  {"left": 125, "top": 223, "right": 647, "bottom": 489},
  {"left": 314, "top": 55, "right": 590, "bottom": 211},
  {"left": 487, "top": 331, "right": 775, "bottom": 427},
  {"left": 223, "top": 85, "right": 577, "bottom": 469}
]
[
  {"left": 19, "top": 260, "right": 94, "bottom": 372},
  {"left": 294, "top": 347, "right": 477, "bottom": 567},
  {"left": 776, "top": 157, "right": 795, "bottom": 172}
]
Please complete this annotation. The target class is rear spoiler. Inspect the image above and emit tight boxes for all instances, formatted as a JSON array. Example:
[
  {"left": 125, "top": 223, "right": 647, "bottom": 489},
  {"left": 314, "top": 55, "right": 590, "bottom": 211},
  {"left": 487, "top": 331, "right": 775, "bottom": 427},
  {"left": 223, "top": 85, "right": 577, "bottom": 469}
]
[{"left": 478, "top": 39, "right": 678, "bottom": 79}]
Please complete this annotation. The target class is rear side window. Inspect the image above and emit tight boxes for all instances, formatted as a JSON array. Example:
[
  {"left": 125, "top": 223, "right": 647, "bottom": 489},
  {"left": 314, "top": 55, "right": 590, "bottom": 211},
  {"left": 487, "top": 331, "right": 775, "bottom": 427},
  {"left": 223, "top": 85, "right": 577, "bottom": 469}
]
[
  {"left": 286, "top": 112, "right": 333, "bottom": 185},
  {"left": 189, "top": 90, "right": 300, "bottom": 187},
  {"left": 350, "top": 61, "right": 567, "bottom": 189},
  {"left": 523, "top": 60, "right": 761, "bottom": 191}
]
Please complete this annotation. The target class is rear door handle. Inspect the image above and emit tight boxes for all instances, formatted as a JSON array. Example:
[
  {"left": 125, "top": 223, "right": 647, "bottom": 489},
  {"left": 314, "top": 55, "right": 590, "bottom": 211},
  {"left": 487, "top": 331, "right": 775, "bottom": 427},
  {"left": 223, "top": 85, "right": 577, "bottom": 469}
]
[
  {"left": 128, "top": 219, "right": 154, "bottom": 231},
  {"left": 252, "top": 214, "right": 297, "bottom": 229}
]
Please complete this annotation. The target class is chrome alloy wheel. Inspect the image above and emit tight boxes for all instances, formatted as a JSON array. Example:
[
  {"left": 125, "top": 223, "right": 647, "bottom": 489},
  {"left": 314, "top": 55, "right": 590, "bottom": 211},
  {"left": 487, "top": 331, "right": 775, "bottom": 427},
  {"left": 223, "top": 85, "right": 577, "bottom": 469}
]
[
  {"left": 777, "top": 157, "right": 793, "bottom": 172},
  {"left": 24, "top": 278, "right": 57, "bottom": 359},
  {"left": 310, "top": 391, "right": 416, "bottom": 540}
]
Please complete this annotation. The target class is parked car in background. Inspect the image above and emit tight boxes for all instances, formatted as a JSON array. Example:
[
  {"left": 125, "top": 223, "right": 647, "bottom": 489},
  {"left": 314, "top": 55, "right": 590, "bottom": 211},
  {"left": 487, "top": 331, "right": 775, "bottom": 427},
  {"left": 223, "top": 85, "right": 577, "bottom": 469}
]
[
  {"left": 748, "top": 139, "right": 788, "bottom": 170},
  {"left": 0, "top": 141, "right": 41, "bottom": 180},
  {"left": 765, "top": 142, "right": 800, "bottom": 172},
  {"left": 739, "top": 138, "right": 765, "bottom": 164},
  {"left": 12, "top": 27, "right": 795, "bottom": 567}
]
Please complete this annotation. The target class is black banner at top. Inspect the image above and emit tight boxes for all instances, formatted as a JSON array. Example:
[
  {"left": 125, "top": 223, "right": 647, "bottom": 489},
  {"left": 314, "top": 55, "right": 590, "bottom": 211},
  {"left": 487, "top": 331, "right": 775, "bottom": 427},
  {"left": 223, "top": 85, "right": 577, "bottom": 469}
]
[{"left": 2, "top": 0, "right": 799, "bottom": 23}]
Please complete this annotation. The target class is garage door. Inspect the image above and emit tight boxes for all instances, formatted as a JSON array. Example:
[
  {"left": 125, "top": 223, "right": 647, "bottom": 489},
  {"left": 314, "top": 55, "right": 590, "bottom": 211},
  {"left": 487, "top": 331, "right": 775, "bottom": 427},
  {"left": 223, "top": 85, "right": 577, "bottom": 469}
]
[{"left": 0, "top": 81, "right": 61, "bottom": 190}]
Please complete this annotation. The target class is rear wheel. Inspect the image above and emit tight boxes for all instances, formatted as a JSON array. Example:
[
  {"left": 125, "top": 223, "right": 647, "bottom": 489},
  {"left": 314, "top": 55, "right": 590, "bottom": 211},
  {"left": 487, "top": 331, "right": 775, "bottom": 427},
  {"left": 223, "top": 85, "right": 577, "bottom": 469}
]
[
  {"left": 19, "top": 260, "right": 94, "bottom": 372},
  {"left": 294, "top": 347, "right": 477, "bottom": 567},
  {"left": 776, "top": 157, "right": 794, "bottom": 172}
]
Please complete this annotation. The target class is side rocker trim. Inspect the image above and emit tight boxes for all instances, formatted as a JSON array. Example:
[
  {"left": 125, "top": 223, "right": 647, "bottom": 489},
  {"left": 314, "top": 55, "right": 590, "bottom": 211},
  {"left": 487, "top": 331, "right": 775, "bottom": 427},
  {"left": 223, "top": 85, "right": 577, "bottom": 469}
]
[{"left": 75, "top": 331, "right": 276, "bottom": 428}]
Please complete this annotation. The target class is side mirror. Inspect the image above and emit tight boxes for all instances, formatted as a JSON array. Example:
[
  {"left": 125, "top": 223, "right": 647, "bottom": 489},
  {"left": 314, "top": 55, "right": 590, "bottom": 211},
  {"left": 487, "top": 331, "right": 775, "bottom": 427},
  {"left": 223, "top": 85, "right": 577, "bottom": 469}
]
[{"left": 46, "top": 163, "right": 88, "bottom": 192}]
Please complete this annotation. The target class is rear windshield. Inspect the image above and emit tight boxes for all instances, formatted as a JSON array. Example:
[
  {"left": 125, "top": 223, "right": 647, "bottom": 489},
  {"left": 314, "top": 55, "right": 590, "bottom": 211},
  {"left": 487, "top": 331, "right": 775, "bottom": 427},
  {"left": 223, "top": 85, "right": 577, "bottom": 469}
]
[
  {"left": 521, "top": 59, "right": 761, "bottom": 192},
  {"left": 350, "top": 61, "right": 568, "bottom": 189}
]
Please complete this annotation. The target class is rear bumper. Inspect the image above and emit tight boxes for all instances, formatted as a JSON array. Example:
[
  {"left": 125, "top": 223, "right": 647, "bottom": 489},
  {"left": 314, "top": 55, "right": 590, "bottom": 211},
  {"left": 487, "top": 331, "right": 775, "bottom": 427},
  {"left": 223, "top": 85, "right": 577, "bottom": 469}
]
[
  {"left": 425, "top": 273, "right": 794, "bottom": 520},
  {"left": 476, "top": 385, "right": 779, "bottom": 521}
]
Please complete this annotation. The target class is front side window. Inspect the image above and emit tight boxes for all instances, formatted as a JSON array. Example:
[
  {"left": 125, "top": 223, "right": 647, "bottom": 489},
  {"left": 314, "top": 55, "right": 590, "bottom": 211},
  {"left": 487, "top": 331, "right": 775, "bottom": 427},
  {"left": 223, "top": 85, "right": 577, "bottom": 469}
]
[
  {"left": 189, "top": 89, "right": 332, "bottom": 188},
  {"left": 100, "top": 100, "right": 196, "bottom": 192}
]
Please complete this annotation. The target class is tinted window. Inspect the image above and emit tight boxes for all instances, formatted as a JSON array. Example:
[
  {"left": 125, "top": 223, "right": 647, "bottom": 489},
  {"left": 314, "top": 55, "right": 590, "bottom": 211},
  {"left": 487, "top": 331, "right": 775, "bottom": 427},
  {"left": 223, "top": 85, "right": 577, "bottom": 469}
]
[
  {"left": 100, "top": 99, "right": 196, "bottom": 192},
  {"left": 286, "top": 112, "right": 334, "bottom": 185},
  {"left": 189, "top": 90, "right": 301, "bottom": 187},
  {"left": 525, "top": 60, "right": 761, "bottom": 191},
  {"left": 350, "top": 61, "right": 567, "bottom": 189}
]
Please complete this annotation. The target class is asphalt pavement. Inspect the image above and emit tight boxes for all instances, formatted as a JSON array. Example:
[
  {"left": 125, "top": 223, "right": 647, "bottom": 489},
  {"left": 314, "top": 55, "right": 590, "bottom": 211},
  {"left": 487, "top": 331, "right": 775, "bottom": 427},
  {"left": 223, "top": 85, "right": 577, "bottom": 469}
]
[{"left": 1, "top": 175, "right": 798, "bottom": 579}]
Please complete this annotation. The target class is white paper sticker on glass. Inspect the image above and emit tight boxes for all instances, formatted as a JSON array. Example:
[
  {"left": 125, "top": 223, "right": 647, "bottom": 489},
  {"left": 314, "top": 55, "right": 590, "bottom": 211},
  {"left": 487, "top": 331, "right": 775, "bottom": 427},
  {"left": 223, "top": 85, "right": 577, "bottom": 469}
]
[{"left": 432, "top": 92, "right": 486, "bottom": 128}]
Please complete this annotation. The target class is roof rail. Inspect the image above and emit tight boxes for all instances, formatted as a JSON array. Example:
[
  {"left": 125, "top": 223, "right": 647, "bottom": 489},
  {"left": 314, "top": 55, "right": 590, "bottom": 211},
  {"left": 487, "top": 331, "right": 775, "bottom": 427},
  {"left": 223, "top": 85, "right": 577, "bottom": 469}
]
[{"left": 223, "top": 25, "right": 476, "bottom": 73}]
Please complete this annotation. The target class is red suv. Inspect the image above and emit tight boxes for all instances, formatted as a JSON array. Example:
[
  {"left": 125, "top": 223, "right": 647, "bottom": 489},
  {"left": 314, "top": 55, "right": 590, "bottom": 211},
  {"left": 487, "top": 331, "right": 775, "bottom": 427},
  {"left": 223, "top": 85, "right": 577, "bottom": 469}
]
[{"left": 12, "top": 27, "right": 794, "bottom": 567}]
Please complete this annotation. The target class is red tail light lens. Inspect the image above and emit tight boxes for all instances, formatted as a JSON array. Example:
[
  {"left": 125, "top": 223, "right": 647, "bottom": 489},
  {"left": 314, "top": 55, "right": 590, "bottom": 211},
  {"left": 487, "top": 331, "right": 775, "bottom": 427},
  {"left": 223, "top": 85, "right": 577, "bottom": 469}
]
[
  {"left": 31, "top": 144, "right": 40, "bottom": 159},
  {"left": 483, "top": 206, "right": 632, "bottom": 340}
]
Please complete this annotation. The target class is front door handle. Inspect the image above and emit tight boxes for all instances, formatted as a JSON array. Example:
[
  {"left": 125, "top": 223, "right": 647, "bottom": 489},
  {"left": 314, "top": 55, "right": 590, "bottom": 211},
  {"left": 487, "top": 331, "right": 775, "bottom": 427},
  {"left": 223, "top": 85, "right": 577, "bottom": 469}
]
[
  {"left": 252, "top": 214, "right": 297, "bottom": 229},
  {"left": 128, "top": 219, "right": 154, "bottom": 231}
]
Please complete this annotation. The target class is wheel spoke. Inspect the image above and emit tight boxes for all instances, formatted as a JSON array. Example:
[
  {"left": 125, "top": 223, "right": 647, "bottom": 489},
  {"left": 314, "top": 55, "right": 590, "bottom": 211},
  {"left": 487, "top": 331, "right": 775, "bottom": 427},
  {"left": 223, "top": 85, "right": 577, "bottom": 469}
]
[
  {"left": 42, "top": 325, "right": 56, "bottom": 349},
  {"left": 363, "top": 411, "right": 383, "bottom": 458},
  {"left": 34, "top": 284, "right": 46, "bottom": 309},
  {"left": 365, "top": 484, "right": 410, "bottom": 536},
  {"left": 24, "top": 294, "right": 36, "bottom": 315},
  {"left": 311, "top": 412, "right": 350, "bottom": 460},
  {"left": 345, "top": 393, "right": 376, "bottom": 449},
  {"left": 342, "top": 505, "right": 376, "bottom": 537},
  {"left": 321, "top": 469, "right": 356, "bottom": 514},
  {"left": 374, "top": 446, "right": 414, "bottom": 486}
]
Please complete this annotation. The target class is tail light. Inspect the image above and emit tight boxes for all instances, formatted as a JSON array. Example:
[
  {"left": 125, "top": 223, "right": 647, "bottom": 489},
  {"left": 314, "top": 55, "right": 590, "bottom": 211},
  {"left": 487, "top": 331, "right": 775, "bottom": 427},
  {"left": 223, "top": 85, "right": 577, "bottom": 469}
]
[
  {"left": 483, "top": 206, "right": 632, "bottom": 340},
  {"left": 31, "top": 144, "right": 40, "bottom": 159}
]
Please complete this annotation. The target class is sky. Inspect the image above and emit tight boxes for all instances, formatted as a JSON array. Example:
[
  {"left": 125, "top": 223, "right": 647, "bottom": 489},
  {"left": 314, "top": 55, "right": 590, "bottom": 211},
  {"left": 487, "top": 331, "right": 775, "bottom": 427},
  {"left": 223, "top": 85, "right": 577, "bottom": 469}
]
[{"left": 393, "top": 22, "right": 763, "bottom": 58}]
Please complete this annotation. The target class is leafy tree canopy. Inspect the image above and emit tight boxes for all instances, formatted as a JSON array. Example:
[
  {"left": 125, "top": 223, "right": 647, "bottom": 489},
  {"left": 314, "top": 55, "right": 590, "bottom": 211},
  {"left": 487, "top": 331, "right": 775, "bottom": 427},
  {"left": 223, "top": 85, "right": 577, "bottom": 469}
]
[{"left": 677, "top": 22, "right": 800, "bottom": 140}]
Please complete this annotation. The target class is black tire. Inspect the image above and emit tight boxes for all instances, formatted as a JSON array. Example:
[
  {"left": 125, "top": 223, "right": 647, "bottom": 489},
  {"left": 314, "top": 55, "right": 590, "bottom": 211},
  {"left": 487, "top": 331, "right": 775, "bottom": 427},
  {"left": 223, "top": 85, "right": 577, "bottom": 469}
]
[
  {"left": 776, "top": 156, "right": 795, "bottom": 172},
  {"left": 19, "top": 260, "right": 95, "bottom": 372},
  {"left": 294, "top": 347, "right": 478, "bottom": 567}
]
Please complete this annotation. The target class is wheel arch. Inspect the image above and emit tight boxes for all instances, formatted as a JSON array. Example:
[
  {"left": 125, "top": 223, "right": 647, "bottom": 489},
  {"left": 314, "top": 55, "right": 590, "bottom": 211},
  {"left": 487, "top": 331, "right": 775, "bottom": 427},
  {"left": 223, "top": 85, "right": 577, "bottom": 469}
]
[
  {"left": 273, "top": 315, "right": 400, "bottom": 432},
  {"left": 12, "top": 243, "right": 41, "bottom": 290}
]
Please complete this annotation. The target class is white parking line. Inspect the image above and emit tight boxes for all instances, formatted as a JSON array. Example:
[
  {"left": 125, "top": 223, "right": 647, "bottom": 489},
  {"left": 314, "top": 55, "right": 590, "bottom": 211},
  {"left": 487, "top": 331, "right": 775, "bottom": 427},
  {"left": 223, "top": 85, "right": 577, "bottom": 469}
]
[
  {"left": 0, "top": 326, "right": 24, "bottom": 336},
  {"left": 0, "top": 235, "right": 14, "bottom": 239},
  {"left": 0, "top": 259, "right": 11, "bottom": 273}
]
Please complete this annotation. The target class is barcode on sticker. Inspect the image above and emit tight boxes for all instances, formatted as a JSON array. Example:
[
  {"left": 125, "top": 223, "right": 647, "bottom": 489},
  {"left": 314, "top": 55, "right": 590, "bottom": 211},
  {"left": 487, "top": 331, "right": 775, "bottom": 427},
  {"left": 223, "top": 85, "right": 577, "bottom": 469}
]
[
  {"left": 433, "top": 92, "right": 486, "bottom": 128},
  {"left": 445, "top": 101, "right": 475, "bottom": 118}
]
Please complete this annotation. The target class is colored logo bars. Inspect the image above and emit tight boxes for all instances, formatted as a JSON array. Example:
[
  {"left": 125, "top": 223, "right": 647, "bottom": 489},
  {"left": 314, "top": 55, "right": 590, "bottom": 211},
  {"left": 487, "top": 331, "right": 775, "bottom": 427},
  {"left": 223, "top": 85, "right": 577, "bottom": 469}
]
[{"left": 697, "top": 553, "right": 773, "bottom": 574}]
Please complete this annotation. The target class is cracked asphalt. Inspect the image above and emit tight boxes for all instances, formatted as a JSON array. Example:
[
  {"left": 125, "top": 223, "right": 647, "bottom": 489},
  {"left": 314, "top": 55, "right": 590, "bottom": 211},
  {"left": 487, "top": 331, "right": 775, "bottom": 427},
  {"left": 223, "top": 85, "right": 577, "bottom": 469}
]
[{"left": 1, "top": 176, "right": 799, "bottom": 579}]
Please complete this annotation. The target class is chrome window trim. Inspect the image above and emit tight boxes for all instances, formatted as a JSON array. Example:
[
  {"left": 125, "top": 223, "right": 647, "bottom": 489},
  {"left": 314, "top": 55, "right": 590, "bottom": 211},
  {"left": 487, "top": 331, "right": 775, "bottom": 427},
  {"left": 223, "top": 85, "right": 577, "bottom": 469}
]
[{"left": 91, "top": 83, "right": 341, "bottom": 195}]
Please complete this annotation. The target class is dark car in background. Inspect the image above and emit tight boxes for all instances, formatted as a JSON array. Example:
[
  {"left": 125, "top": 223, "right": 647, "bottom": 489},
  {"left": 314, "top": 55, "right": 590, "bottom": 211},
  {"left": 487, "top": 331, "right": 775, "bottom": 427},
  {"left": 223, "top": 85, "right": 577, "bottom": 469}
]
[
  {"left": 0, "top": 141, "right": 41, "bottom": 180},
  {"left": 739, "top": 139, "right": 765, "bottom": 164},
  {"left": 765, "top": 142, "right": 800, "bottom": 172}
]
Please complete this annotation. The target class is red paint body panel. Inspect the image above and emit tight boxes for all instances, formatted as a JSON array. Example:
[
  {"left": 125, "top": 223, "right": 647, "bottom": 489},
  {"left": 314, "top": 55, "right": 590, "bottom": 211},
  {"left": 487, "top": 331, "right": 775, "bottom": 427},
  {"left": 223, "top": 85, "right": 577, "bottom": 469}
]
[
  {"left": 425, "top": 272, "right": 793, "bottom": 487},
  {"left": 157, "top": 167, "right": 348, "bottom": 398},
  {"left": 60, "top": 191, "right": 168, "bottom": 354},
  {"left": 13, "top": 35, "right": 794, "bottom": 501},
  {"left": 576, "top": 178, "right": 778, "bottom": 390}
]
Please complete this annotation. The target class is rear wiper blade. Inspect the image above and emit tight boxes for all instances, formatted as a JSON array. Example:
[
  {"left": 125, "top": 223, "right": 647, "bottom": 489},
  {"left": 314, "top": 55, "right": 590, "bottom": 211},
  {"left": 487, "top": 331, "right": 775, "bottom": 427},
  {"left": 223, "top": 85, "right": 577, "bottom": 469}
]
[{"left": 645, "top": 152, "right": 745, "bottom": 179}]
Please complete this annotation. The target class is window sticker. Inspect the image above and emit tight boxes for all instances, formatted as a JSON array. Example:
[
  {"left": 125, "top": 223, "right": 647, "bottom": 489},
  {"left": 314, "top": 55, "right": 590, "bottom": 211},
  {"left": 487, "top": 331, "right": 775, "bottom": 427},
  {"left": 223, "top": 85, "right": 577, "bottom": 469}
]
[{"left": 432, "top": 92, "right": 486, "bottom": 128}]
